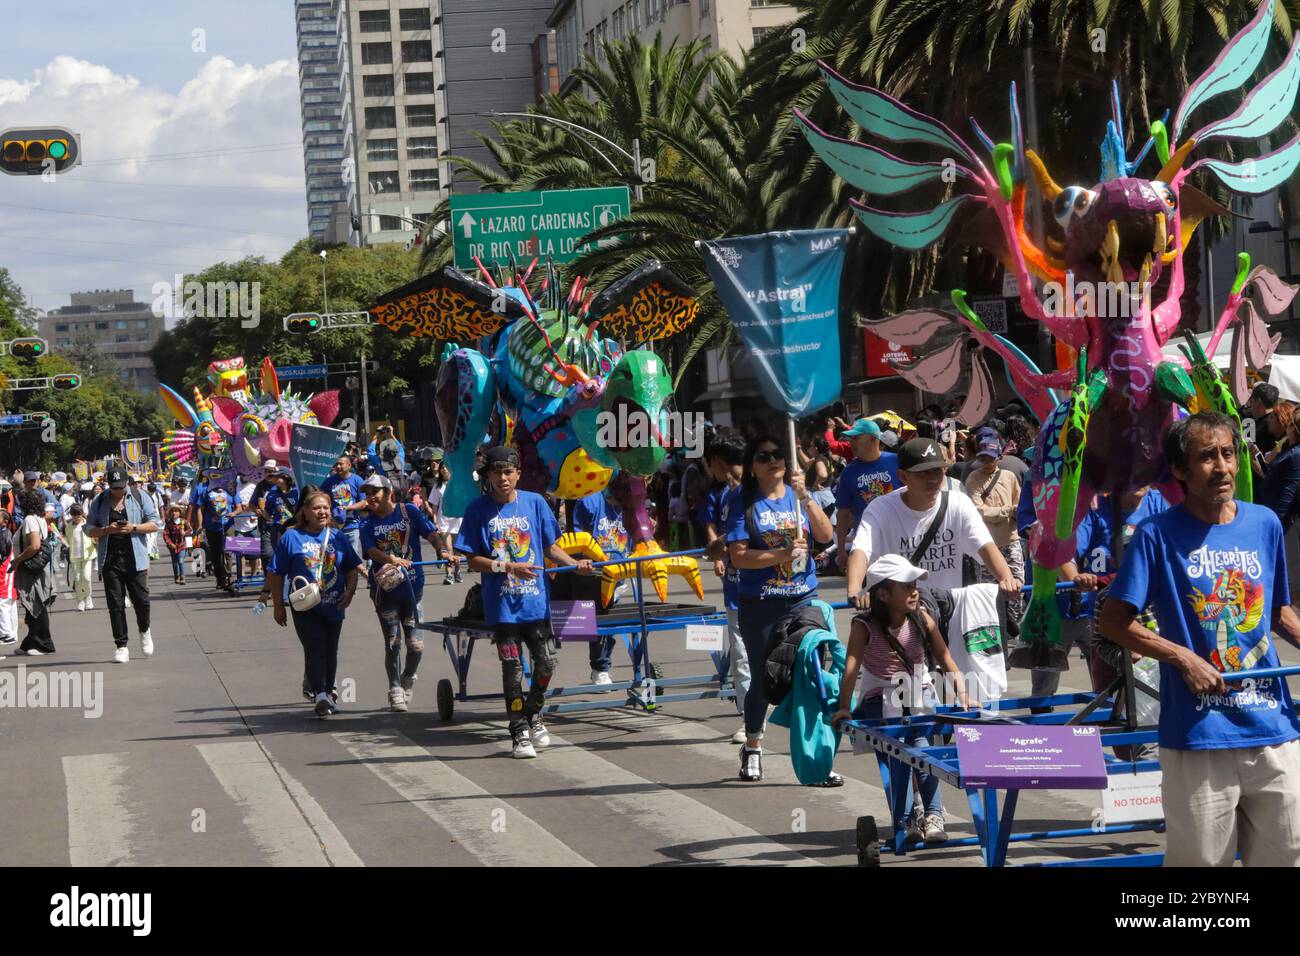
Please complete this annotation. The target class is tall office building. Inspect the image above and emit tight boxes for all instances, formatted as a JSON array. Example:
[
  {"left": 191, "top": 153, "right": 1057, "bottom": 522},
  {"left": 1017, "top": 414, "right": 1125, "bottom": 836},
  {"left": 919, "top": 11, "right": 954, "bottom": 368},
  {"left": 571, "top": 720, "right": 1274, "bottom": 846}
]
[
  {"left": 548, "top": 0, "right": 797, "bottom": 90},
  {"left": 295, "top": 1, "right": 350, "bottom": 243},
  {"left": 337, "top": 0, "right": 450, "bottom": 247},
  {"left": 40, "top": 290, "right": 164, "bottom": 394},
  {"left": 439, "top": 0, "right": 557, "bottom": 190}
]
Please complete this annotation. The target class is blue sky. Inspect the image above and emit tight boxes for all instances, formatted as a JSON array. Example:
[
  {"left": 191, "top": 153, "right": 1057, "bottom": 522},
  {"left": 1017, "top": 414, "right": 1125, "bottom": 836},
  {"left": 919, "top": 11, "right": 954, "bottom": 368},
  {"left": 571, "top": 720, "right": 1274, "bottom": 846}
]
[{"left": 0, "top": 1, "right": 308, "bottom": 312}]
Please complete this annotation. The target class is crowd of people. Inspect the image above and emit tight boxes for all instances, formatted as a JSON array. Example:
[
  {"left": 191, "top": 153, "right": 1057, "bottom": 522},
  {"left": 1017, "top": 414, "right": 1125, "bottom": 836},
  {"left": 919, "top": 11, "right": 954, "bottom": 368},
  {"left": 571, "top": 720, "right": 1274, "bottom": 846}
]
[{"left": 3, "top": 385, "right": 1299, "bottom": 866}]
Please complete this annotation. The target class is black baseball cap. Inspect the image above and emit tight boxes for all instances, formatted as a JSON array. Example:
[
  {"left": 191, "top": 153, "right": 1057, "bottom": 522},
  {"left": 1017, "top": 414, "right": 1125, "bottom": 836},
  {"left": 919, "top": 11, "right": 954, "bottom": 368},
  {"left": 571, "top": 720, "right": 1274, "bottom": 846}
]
[
  {"left": 107, "top": 467, "right": 129, "bottom": 489},
  {"left": 484, "top": 446, "right": 520, "bottom": 470},
  {"left": 897, "top": 438, "right": 948, "bottom": 472}
]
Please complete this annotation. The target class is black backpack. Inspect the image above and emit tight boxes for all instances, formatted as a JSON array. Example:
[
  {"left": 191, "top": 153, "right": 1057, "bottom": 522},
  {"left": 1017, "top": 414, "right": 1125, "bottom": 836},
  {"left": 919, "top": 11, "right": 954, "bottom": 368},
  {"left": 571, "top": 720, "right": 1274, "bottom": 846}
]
[
  {"left": 761, "top": 603, "right": 831, "bottom": 706},
  {"left": 457, "top": 582, "right": 485, "bottom": 622}
]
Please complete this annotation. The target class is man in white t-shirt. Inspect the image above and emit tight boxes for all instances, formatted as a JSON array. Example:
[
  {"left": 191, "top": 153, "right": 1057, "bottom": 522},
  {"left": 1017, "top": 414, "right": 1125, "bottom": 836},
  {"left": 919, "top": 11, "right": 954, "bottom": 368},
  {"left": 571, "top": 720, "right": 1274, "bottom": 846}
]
[{"left": 847, "top": 438, "right": 1019, "bottom": 605}]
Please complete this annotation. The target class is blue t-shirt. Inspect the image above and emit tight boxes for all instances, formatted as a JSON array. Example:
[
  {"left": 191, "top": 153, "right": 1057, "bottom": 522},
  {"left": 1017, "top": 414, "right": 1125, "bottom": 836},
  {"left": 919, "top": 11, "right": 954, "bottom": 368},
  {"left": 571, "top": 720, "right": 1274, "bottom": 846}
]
[
  {"left": 725, "top": 484, "right": 818, "bottom": 600},
  {"left": 572, "top": 492, "right": 628, "bottom": 561},
  {"left": 264, "top": 487, "right": 299, "bottom": 530},
  {"left": 712, "top": 485, "right": 741, "bottom": 611},
  {"left": 834, "top": 453, "right": 899, "bottom": 528},
  {"left": 193, "top": 483, "right": 232, "bottom": 533},
  {"left": 455, "top": 490, "right": 560, "bottom": 625},
  {"left": 1108, "top": 501, "right": 1298, "bottom": 750},
  {"left": 269, "top": 525, "right": 363, "bottom": 621},
  {"left": 320, "top": 473, "right": 366, "bottom": 529},
  {"left": 360, "top": 502, "right": 438, "bottom": 593}
]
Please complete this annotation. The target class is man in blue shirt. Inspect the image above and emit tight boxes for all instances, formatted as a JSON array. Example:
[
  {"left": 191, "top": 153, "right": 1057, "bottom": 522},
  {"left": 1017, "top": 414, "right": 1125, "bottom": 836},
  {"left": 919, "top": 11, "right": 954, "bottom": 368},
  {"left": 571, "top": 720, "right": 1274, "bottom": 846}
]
[
  {"left": 190, "top": 471, "right": 235, "bottom": 595},
  {"left": 455, "top": 446, "right": 594, "bottom": 759},
  {"left": 1101, "top": 411, "right": 1300, "bottom": 866},
  {"left": 320, "top": 454, "right": 368, "bottom": 562},
  {"left": 832, "top": 419, "right": 899, "bottom": 573},
  {"left": 360, "top": 473, "right": 442, "bottom": 713},
  {"left": 570, "top": 489, "right": 629, "bottom": 686}
]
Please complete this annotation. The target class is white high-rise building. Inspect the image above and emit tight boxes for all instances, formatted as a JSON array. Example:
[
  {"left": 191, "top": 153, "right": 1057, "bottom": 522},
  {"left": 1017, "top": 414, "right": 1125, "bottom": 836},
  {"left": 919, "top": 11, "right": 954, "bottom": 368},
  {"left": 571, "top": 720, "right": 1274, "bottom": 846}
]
[{"left": 548, "top": 0, "right": 798, "bottom": 91}]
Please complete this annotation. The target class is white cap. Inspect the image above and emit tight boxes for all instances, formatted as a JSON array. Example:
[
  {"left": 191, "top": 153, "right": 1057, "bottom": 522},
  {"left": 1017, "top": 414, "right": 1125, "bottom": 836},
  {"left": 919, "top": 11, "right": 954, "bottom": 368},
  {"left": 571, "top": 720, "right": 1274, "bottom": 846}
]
[{"left": 865, "top": 553, "right": 929, "bottom": 591}]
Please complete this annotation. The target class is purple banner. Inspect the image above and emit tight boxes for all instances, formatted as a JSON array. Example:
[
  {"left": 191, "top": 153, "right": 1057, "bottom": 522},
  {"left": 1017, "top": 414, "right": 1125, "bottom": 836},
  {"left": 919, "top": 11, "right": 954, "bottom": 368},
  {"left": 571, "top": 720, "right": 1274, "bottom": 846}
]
[
  {"left": 225, "top": 534, "right": 262, "bottom": 557},
  {"left": 551, "top": 600, "right": 597, "bottom": 641},
  {"left": 955, "top": 724, "right": 1108, "bottom": 789}
]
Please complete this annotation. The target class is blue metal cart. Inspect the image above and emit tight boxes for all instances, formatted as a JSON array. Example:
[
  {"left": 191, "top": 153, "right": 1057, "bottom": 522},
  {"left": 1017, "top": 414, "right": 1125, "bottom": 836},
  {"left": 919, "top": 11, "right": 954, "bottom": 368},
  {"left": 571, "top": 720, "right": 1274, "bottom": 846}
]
[
  {"left": 416, "top": 548, "right": 735, "bottom": 720},
  {"left": 844, "top": 664, "right": 1299, "bottom": 867}
]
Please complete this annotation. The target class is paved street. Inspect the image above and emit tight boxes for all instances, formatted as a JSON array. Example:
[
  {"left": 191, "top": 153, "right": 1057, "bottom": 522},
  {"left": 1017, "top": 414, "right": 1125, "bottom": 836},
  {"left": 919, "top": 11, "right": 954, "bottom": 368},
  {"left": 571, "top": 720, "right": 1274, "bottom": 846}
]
[{"left": 4, "top": 559, "right": 1272, "bottom": 868}]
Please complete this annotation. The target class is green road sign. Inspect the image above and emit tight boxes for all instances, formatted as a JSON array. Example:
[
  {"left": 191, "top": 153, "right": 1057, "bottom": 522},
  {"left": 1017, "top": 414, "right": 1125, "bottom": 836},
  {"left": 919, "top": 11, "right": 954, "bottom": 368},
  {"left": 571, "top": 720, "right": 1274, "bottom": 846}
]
[{"left": 450, "top": 186, "right": 631, "bottom": 270}]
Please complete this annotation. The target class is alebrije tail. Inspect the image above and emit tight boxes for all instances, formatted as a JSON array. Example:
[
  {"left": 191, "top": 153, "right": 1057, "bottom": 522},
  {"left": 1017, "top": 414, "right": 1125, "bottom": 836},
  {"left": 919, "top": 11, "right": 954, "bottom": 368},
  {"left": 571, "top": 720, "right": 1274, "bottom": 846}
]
[{"left": 1007, "top": 563, "right": 1068, "bottom": 672}]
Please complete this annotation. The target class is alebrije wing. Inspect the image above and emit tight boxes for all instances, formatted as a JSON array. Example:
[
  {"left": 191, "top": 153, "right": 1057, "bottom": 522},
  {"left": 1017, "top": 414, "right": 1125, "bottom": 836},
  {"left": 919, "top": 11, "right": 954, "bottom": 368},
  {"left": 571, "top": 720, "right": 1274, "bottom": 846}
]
[
  {"left": 958, "top": 350, "right": 996, "bottom": 425},
  {"left": 861, "top": 310, "right": 957, "bottom": 346},
  {"left": 367, "top": 267, "right": 526, "bottom": 339},
  {"left": 1173, "top": 0, "right": 1277, "bottom": 140},
  {"left": 588, "top": 261, "right": 699, "bottom": 341},
  {"left": 158, "top": 383, "right": 198, "bottom": 428},
  {"left": 890, "top": 337, "right": 965, "bottom": 393}
]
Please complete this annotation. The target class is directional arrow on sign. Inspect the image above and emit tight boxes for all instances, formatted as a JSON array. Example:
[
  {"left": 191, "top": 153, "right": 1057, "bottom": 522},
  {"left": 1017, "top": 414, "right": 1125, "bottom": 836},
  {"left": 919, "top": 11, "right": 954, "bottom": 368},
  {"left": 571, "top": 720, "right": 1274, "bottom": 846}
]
[{"left": 458, "top": 211, "right": 477, "bottom": 238}]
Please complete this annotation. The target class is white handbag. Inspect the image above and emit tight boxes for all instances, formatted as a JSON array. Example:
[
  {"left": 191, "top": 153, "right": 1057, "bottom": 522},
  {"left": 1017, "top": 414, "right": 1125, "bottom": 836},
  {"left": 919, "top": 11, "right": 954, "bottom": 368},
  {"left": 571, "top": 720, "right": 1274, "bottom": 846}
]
[{"left": 288, "top": 528, "right": 331, "bottom": 613}]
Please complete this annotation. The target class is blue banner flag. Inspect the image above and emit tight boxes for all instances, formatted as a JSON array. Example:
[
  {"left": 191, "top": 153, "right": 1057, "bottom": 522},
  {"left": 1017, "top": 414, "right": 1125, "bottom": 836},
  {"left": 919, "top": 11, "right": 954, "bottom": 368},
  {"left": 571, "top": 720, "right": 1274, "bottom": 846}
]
[
  {"left": 289, "top": 422, "right": 350, "bottom": 491},
  {"left": 700, "top": 229, "right": 849, "bottom": 416}
]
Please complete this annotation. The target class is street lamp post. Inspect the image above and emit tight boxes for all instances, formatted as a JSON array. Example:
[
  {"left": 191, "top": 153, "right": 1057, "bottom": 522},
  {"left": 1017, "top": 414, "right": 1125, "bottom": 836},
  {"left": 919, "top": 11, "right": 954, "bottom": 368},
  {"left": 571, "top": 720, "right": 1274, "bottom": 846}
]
[
  {"left": 484, "top": 110, "right": 644, "bottom": 201},
  {"left": 320, "top": 249, "right": 329, "bottom": 314}
]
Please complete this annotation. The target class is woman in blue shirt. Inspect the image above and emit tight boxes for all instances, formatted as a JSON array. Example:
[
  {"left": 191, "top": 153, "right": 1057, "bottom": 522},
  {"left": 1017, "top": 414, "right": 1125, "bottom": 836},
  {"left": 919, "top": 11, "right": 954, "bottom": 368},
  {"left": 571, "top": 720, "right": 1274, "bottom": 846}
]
[
  {"left": 726, "top": 435, "right": 834, "bottom": 781},
  {"left": 267, "top": 488, "right": 362, "bottom": 718}
]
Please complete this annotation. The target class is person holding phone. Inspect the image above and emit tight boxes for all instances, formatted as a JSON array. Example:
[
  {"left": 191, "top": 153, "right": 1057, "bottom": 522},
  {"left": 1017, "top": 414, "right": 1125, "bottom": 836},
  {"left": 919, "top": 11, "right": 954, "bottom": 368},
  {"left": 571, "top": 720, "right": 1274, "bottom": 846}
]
[
  {"left": 86, "top": 466, "right": 160, "bottom": 664},
  {"left": 726, "top": 435, "right": 834, "bottom": 782}
]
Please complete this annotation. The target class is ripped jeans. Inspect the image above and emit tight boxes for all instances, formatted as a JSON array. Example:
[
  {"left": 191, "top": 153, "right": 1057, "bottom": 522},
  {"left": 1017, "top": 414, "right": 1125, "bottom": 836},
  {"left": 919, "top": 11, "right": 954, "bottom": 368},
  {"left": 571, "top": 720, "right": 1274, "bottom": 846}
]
[
  {"left": 374, "top": 586, "right": 424, "bottom": 689},
  {"left": 493, "top": 620, "right": 558, "bottom": 733}
]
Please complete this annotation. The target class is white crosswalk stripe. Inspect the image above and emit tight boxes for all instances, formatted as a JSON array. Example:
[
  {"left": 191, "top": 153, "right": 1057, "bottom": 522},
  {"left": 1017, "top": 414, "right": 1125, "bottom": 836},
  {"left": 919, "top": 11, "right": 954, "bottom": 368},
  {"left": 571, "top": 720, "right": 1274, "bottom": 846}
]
[
  {"left": 196, "top": 741, "right": 364, "bottom": 867},
  {"left": 63, "top": 753, "right": 140, "bottom": 867},
  {"left": 454, "top": 720, "right": 820, "bottom": 865},
  {"left": 333, "top": 730, "right": 595, "bottom": 867}
]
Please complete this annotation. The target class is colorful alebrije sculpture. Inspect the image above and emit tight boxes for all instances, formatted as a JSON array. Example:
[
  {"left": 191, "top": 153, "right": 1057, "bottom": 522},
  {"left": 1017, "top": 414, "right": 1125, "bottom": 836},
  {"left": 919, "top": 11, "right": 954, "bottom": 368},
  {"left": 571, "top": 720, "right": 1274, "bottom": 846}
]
[
  {"left": 799, "top": 0, "right": 1300, "bottom": 667},
  {"left": 160, "top": 357, "right": 341, "bottom": 483},
  {"left": 368, "top": 258, "right": 703, "bottom": 604}
]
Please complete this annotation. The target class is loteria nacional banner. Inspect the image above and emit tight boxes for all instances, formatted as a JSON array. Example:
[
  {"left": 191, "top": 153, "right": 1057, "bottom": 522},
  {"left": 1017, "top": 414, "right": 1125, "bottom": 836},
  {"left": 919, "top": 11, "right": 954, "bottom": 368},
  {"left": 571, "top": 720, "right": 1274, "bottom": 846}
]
[{"left": 700, "top": 229, "right": 849, "bottom": 416}]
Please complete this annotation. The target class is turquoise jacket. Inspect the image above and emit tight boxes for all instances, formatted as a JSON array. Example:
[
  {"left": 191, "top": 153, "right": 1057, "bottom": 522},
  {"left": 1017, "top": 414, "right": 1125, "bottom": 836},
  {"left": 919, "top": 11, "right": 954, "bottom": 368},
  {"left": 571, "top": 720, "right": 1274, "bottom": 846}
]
[{"left": 768, "top": 600, "right": 846, "bottom": 785}]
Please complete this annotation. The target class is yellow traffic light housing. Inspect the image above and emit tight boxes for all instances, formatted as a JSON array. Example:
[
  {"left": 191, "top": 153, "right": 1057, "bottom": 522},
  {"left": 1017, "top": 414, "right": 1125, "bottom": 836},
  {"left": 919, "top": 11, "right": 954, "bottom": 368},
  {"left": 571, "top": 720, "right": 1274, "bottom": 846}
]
[{"left": 0, "top": 127, "right": 80, "bottom": 176}]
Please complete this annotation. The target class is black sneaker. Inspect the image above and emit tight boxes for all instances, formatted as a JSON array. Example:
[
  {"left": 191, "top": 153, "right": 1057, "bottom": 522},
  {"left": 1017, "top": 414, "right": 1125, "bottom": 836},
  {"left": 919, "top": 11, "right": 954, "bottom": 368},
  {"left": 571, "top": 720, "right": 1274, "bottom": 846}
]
[
  {"left": 302, "top": 680, "right": 314, "bottom": 702},
  {"left": 738, "top": 746, "right": 763, "bottom": 782}
]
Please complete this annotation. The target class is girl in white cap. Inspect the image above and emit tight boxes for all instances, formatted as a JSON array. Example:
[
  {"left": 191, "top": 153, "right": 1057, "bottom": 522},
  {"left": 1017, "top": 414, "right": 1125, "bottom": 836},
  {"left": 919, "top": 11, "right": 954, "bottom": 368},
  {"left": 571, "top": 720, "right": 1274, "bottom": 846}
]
[{"left": 833, "top": 553, "right": 972, "bottom": 846}]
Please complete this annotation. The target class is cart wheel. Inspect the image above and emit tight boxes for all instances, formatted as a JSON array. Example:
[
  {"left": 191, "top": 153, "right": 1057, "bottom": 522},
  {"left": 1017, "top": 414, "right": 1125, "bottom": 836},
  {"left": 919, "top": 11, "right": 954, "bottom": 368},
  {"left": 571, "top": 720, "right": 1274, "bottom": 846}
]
[
  {"left": 856, "top": 816, "right": 880, "bottom": 867},
  {"left": 649, "top": 662, "right": 666, "bottom": 680},
  {"left": 436, "top": 679, "right": 454, "bottom": 721}
]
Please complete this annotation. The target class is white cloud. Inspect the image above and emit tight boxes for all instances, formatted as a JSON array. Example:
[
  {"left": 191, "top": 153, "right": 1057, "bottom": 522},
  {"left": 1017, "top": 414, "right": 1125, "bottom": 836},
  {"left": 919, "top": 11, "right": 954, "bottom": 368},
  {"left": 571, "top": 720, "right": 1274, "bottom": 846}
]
[{"left": 0, "top": 53, "right": 308, "bottom": 313}]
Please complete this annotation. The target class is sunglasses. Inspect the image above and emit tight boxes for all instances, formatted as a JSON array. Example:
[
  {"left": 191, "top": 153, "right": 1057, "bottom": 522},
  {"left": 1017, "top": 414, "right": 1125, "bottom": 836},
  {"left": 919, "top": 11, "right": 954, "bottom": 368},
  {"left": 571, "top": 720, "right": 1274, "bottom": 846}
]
[{"left": 754, "top": 449, "right": 785, "bottom": 464}]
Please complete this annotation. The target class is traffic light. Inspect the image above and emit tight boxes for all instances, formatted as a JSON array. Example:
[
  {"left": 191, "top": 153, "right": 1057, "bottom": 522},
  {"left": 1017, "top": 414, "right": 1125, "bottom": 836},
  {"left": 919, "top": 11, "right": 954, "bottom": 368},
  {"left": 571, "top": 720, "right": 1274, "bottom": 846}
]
[
  {"left": 284, "top": 312, "right": 323, "bottom": 334},
  {"left": 51, "top": 372, "right": 81, "bottom": 391},
  {"left": 0, "top": 127, "right": 80, "bottom": 176},
  {"left": 9, "top": 337, "right": 46, "bottom": 359}
]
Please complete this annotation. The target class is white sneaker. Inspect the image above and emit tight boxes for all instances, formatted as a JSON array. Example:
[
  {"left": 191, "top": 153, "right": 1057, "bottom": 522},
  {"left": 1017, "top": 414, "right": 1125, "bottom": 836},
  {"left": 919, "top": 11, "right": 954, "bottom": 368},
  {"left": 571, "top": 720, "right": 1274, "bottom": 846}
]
[
  {"left": 113, "top": 646, "right": 129, "bottom": 664},
  {"left": 388, "top": 687, "right": 408, "bottom": 712},
  {"left": 125, "top": 597, "right": 132, "bottom": 608},
  {"left": 86, "top": 598, "right": 94, "bottom": 610},
  {"left": 400, "top": 674, "right": 416, "bottom": 703},
  {"left": 140, "top": 630, "right": 154, "bottom": 657},
  {"left": 922, "top": 812, "right": 947, "bottom": 844},
  {"left": 528, "top": 715, "right": 551, "bottom": 749},
  {"left": 590, "top": 670, "right": 613, "bottom": 687},
  {"left": 511, "top": 728, "right": 537, "bottom": 759},
  {"left": 730, "top": 726, "right": 747, "bottom": 744},
  {"left": 314, "top": 692, "right": 333, "bottom": 718},
  {"left": 77, "top": 600, "right": 85, "bottom": 612}
]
